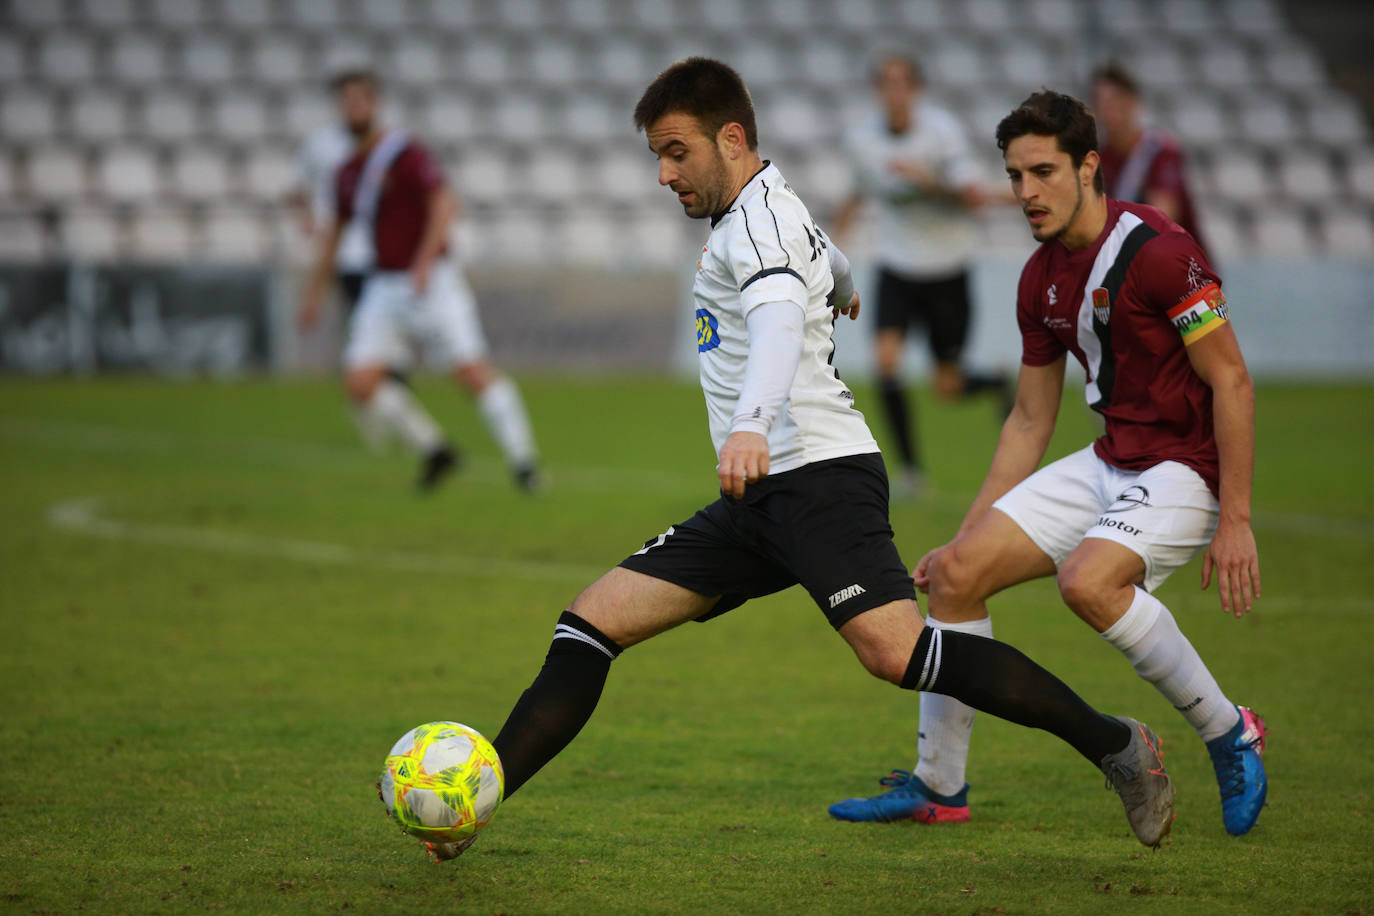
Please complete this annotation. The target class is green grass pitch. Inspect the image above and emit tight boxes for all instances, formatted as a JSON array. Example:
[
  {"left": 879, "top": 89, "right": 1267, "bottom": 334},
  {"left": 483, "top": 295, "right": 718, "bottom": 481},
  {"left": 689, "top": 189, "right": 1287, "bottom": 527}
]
[{"left": 1, "top": 375, "right": 1371, "bottom": 914}]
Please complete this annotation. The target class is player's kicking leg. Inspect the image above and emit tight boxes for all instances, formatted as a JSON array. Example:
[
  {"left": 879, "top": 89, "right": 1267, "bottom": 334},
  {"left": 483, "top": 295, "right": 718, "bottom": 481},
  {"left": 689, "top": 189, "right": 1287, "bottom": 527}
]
[{"left": 345, "top": 364, "right": 457, "bottom": 492}]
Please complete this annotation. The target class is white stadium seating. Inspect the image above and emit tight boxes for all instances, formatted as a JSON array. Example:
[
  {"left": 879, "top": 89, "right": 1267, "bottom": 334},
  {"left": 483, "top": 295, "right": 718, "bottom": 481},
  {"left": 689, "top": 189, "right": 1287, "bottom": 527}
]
[
  {"left": 61, "top": 206, "right": 123, "bottom": 260},
  {"left": 25, "top": 145, "right": 89, "bottom": 201},
  {"left": 96, "top": 145, "right": 162, "bottom": 205}
]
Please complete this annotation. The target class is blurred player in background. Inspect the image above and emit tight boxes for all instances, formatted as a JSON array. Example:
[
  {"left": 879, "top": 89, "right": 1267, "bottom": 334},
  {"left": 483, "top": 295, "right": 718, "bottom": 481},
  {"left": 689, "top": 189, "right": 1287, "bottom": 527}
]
[
  {"left": 833, "top": 54, "right": 1012, "bottom": 496},
  {"left": 437, "top": 58, "right": 1178, "bottom": 863},
  {"left": 1092, "top": 61, "right": 1210, "bottom": 258},
  {"left": 830, "top": 90, "right": 1267, "bottom": 837},
  {"left": 299, "top": 71, "right": 541, "bottom": 493}
]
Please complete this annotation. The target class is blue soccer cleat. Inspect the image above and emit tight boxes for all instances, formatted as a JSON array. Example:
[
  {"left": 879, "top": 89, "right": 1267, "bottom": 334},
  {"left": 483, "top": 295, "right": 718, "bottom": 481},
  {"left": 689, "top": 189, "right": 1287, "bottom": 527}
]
[
  {"left": 1206, "top": 705, "right": 1269, "bottom": 836},
  {"left": 828, "top": 770, "right": 970, "bottom": 824}
]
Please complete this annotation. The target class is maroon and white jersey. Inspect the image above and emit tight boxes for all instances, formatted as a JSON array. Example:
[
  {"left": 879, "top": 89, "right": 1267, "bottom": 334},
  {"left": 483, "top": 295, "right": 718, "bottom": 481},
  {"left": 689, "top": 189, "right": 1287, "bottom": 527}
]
[
  {"left": 1098, "top": 128, "right": 1208, "bottom": 260},
  {"left": 336, "top": 137, "right": 447, "bottom": 271},
  {"left": 1017, "top": 199, "right": 1232, "bottom": 493}
]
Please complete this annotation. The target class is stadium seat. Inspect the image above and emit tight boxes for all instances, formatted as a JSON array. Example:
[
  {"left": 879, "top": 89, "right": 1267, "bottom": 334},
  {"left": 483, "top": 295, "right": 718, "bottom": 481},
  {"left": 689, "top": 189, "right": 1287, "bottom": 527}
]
[
  {"left": 1026, "top": 0, "right": 1077, "bottom": 33},
  {"left": 796, "top": 38, "right": 855, "bottom": 88},
  {"left": 758, "top": 92, "right": 827, "bottom": 148},
  {"left": 203, "top": 207, "right": 267, "bottom": 262},
  {"left": 796, "top": 150, "right": 854, "bottom": 215},
  {"left": 1251, "top": 204, "right": 1316, "bottom": 257},
  {"left": 958, "top": 0, "right": 1021, "bottom": 35},
  {"left": 67, "top": 88, "right": 130, "bottom": 145},
  {"left": 995, "top": 39, "right": 1059, "bottom": 88},
  {"left": 484, "top": 208, "right": 555, "bottom": 266},
  {"left": 591, "top": 37, "right": 654, "bottom": 90},
  {"left": 429, "top": 0, "right": 480, "bottom": 30},
  {"left": 1193, "top": 200, "right": 1249, "bottom": 261},
  {"left": 928, "top": 38, "right": 985, "bottom": 89},
  {"left": 457, "top": 150, "right": 514, "bottom": 208},
  {"left": 169, "top": 146, "right": 235, "bottom": 203},
  {"left": 557, "top": 0, "right": 612, "bottom": 34},
  {"left": 11, "top": 0, "right": 66, "bottom": 27},
  {"left": 250, "top": 35, "right": 309, "bottom": 86},
  {"left": 210, "top": 94, "right": 273, "bottom": 143},
  {"left": 727, "top": 38, "right": 787, "bottom": 90},
  {"left": 129, "top": 207, "right": 196, "bottom": 260},
  {"left": 1303, "top": 96, "right": 1370, "bottom": 145},
  {"left": 496, "top": 0, "right": 543, "bottom": 30},
  {"left": 557, "top": 94, "right": 619, "bottom": 146},
  {"left": 1277, "top": 148, "right": 1339, "bottom": 205},
  {"left": 0, "top": 154, "right": 15, "bottom": 200},
  {"left": 1345, "top": 151, "right": 1374, "bottom": 202},
  {"left": 1237, "top": 93, "right": 1298, "bottom": 145},
  {"left": 457, "top": 39, "right": 512, "bottom": 89},
  {"left": 1319, "top": 205, "right": 1374, "bottom": 258},
  {"left": 1096, "top": 0, "right": 1151, "bottom": 36},
  {"left": 1122, "top": 40, "right": 1196, "bottom": 91},
  {"left": 60, "top": 206, "right": 124, "bottom": 260},
  {"left": 148, "top": 0, "right": 209, "bottom": 29},
  {"left": 36, "top": 34, "right": 97, "bottom": 85},
  {"left": 630, "top": 0, "right": 680, "bottom": 30},
  {"left": 318, "top": 34, "right": 375, "bottom": 76},
  {"left": 526, "top": 150, "right": 585, "bottom": 207},
  {"left": 96, "top": 145, "right": 164, "bottom": 205},
  {"left": 388, "top": 35, "right": 445, "bottom": 87},
  {"left": 178, "top": 35, "right": 238, "bottom": 85},
  {"left": 219, "top": 0, "right": 275, "bottom": 30},
  {"left": 491, "top": 92, "right": 547, "bottom": 144},
  {"left": 107, "top": 32, "right": 169, "bottom": 86},
  {"left": 1197, "top": 43, "right": 1254, "bottom": 91},
  {"left": 0, "top": 209, "right": 49, "bottom": 260},
  {"left": 1169, "top": 94, "right": 1236, "bottom": 147},
  {"left": 1222, "top": 0, "right": 1285, "bottom": 35},
  {"left": 1158, "top": 0, "right": 1221, "bottom": 32},
  {"left": 283, "top": 0, "right": 344, "bottom": 29},
  {"left": 528, "top": 37, "right": 583, "bottom": 88},
  {"left": 623, "top": 209, "right": 690, "bottom": 270},
  {"left": 1, "top": 90, "right": 59, "bottom": 144},
  {"left": 699, "top": 0, "right": 749, "bottom": 34},
  {"left": 25, "top": 146, "right": 89, "bottom": 202},
  {"left": 552, "top": 208, "right": 621, "bottom": 269},
  {"left": 1210, "top": 150, "right": 1270, "bottom": 200},
  {"left": 756, "top": 0, "right": 820, "bottom": 36},
  {"left": 590, "top": 149, "right": 657, "bottom": 208},
  {"left": 420, "top": 94, "right": 480, "bottom": 145},
  {"left": 0, "top": 34, "right": 27, "bottom": 82},
  {"left": 241, "top": 146, "right": 296, "bottom": 203},
  {"left": 896, "top": 0, "right": 948, "bottom": 30},
  {"left": 1263, "top": 44, "right": 1326, "bottom": 90},
  {"left": 74, "top": 0, "right": 137, "bottom": 27},
  {"left": 280, "top": 90, "right": 332, "bottom": 136},
  {"left": 139, "top": 89, "right": 202, "bottom": 143}
]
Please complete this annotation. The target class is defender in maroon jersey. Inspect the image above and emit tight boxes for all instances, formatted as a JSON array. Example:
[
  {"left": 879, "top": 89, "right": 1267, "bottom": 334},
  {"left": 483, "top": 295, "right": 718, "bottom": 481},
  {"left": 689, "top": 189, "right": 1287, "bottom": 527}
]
[{"left": 831, "top": 90, "right": 1267, "bottom": 837}]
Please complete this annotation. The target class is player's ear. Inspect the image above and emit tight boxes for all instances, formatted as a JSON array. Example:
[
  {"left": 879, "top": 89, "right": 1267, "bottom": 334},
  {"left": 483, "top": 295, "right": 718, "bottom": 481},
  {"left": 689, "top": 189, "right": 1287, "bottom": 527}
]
[
  {"left": 1081, "top": 150, "right": 1101, "bottom": 189},
  {"left": 717, "top": 122, "right": 746, "bottom": 160}
]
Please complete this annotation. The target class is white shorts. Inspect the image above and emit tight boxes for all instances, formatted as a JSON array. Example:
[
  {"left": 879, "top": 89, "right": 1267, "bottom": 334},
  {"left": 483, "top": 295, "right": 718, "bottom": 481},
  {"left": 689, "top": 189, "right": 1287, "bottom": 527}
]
[
  {"left": 342, "top": 259, "right": 489, "bottom": 371},
  {"left": 991, "top": 444, "right": 1218, "bottom": 592}
]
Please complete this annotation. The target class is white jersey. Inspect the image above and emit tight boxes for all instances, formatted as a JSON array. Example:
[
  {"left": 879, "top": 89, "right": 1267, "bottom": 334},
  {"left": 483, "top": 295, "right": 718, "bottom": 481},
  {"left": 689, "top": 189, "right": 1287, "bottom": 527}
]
[
  {"left": 845, "top": 100, "right": 981, "bottom": 278},
  {"left": 693, "top": 162, "right": 878, "bottom": 475},
  {"left": 293, "top": 123, "right": 373, "bottom": 273}
]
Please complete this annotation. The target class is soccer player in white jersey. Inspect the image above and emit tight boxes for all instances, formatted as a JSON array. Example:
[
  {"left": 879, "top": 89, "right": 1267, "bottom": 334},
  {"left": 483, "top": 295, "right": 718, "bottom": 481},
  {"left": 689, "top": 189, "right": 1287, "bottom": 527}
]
[
  {"left": 299, "top": 71, "right": 540, "bottom": 493},
  {"left": 833, "top": 55, "right": 1012, "bottom": 494},
  {"left": 423, "top": 59, "right": 1177, "bottom": 862},
  {"left": 829, "top": 90, "right": 1267, "bottom": 837}
]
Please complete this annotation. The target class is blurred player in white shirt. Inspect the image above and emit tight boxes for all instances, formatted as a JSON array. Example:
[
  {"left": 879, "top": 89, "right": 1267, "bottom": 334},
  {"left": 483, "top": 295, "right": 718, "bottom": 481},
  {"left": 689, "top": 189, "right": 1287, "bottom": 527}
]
[{"left": 834, "top": 55, "right": 1012, "bottom": 494}]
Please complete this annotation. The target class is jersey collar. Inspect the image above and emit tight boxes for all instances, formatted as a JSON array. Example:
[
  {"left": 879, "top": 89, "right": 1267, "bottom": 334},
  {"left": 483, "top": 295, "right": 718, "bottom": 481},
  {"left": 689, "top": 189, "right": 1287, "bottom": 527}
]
[{"left": 710, "top": 160, "right": 776, "bottom": 227}]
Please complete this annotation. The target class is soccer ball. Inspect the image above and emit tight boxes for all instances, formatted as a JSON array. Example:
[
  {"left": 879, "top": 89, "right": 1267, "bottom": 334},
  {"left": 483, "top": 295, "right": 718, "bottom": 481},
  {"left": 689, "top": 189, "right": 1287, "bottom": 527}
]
[{"left": 378, "top": 721, "right": 505, "bottom": 845}]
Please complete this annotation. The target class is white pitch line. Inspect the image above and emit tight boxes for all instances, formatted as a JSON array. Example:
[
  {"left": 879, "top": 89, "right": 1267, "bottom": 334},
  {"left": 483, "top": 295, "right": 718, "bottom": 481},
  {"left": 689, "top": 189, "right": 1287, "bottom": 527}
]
[{"left": 47, "top": 497, "right": 604, "bottom": 583}]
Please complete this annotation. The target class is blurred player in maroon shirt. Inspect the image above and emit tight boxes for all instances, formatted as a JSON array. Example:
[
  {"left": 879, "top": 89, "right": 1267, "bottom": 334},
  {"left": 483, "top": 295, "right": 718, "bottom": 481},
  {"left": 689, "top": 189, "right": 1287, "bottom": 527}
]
[
  {"left": 831, "top": 90, "right": 1268, "bottom": 837},
  {"left": 299, "top": 71, "right": 540, "bottom": 492},
  {"left": 1093, "top": 61, "right": 1209, "bottom": 259}
]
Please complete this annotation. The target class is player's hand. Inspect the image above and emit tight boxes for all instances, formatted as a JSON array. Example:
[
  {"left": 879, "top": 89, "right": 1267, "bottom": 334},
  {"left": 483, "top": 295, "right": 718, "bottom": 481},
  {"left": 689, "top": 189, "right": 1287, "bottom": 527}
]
[
  {"left": 1201, "top": 517, "right": 1260, "bottom": 617},
  {"left": 832, "top": 290, "right": 861, "bottom": 321},
  {"left": 297, "top": 292, "right": 323, "bottom": 332},
  {"left": 410, "top": 260, "right": 432, "bottom": 295},
  {"left": 717, "top": 431, "right": 770, "bottom": 499},
  {"left": 912, "top": 544, "right": 948, "bottom": 594},
  {"left": 889, "top": 158, "right": 940, "bottom": 191}
]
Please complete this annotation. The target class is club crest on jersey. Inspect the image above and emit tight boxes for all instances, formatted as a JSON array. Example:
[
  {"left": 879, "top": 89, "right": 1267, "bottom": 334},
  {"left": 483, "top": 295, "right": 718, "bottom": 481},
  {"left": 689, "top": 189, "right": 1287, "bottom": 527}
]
[
  {"left": 1047, "top": 283, "right": 1058, "bottom": 305},
  {"left": 696, "top": 308, "right": 721, "bottom": 352},
  {"left": 1092, "top": 287, "right": 1111, "bottom": 324}
]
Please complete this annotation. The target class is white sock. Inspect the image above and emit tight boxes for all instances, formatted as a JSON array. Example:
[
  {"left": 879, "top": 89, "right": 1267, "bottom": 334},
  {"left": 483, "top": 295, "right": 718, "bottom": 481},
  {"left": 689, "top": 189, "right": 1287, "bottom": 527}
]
[
  {"left": 477, "top": 376, "right": 537, "bottom": 467},
  {"left": 365, "top": 379, "right": 445, "bottom": 456},
  {"left": 912, "top": 614, "right": 992, "bottom": 797},
  {"left": 1100, "top": 586, "right": 1240, "bottom": 742}
]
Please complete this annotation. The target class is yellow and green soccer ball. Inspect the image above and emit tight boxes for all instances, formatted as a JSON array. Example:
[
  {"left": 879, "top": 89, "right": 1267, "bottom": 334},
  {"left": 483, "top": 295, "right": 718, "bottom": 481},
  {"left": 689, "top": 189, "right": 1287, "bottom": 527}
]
[{"left": 379, "top": 721, "right": 504, "bottom": 844}]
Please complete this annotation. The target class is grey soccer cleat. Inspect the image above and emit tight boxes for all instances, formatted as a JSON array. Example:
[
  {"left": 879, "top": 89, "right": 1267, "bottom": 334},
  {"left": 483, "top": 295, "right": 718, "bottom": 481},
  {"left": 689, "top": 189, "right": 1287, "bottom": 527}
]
[
  {"left": 1099, "top": 717, "right": 1176, "bottom": 847},
  {"left": 425, "top": 836, "right": 478, "bottom": 862}
]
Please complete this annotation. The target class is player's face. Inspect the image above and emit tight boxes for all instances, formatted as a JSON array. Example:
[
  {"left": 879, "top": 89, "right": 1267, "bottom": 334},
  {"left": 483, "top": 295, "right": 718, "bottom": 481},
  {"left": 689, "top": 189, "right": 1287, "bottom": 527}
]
[
  {"left": 874, "top": 61, "right": 919, "bottom": 115},
  {"left": 646, "top": 112, "right": 734, "bottom": 220},
  {"left": 1004, "top": 134, "right": 1096, "bottom": 243},
  {"left": 1092, "top": 81, "right": 1138, "bottom": 139},
  {"left": 338, "top": 82, "right": 379, "bottom": 136}
]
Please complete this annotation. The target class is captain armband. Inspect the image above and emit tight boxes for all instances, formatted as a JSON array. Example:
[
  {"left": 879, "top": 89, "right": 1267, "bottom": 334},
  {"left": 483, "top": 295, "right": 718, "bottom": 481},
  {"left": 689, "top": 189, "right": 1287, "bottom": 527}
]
[{"left": 1167, "top": 282, "right": 1230, "bottom": 346}]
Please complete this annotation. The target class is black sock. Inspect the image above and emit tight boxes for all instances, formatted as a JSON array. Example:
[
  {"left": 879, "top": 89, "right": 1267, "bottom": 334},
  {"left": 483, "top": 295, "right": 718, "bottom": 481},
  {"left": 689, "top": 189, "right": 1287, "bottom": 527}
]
[
  {"left": 492, "top": 611, "right": 622, "bottom": 799},
  {"left": 878, "top": 376, "right": 920, "bottom": 470},
  {"left": 902, "top": 627, "right": 1130, "bottom": 766}
]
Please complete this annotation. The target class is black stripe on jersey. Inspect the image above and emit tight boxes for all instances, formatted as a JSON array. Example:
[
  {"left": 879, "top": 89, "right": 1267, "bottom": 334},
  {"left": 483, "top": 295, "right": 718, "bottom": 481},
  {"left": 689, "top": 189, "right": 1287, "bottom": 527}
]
[
  {"left": 741, "top": 205, "right": 765, "bottom": 269},
  {"left": 760, "top": 180, "right": 790, "bottom": 268},
  {"left": 740, "top": 266, "right": 803, "bottom": 291},
  {"left": 1089, "top": 222, "right": 1159, "bottom": 412}
]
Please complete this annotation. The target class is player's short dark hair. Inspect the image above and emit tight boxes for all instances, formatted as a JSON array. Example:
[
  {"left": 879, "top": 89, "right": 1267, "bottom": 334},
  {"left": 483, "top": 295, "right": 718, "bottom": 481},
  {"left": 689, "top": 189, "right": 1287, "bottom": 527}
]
[
  {"left": 329, "top": 68, "right": 380, "bottom": 94},
  {"left": 633, "top": 57, "right": 758, "bottom": 150},
  {"left": 873, "top": 53, "right": 923, "bottom": 87},
  {"left": 1091, "top": 60, "right": 1141, "bottom": 97},
  {"left": 996, "top": 89, "right": 1104, "bottom": 193}
]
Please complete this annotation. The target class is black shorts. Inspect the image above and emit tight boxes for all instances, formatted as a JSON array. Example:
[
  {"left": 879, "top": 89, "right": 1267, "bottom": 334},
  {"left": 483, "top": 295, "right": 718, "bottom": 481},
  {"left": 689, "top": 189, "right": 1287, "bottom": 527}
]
[
  {"left": 874, "top": 267, "right": 972, "bottom": 364},
  {"left": 618, "top": 452, "right": 916, "bottom": 630},
  {"left": 337, "top": 271, "right": 367, "bottom": 315}
]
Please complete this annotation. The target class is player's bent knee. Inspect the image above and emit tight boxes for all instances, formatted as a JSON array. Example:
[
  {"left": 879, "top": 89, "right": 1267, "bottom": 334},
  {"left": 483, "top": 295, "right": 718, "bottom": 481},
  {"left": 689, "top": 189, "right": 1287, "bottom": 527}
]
[
  {"left": 928, "top": 541, "right": 984, "bottom": 604},
  {"left": 345, "top": 369, "right": 384, "bottom": 403},
  {"left": 1055, "top": 560, "right": 1109, "bottom": 617},
  {"left": 454, "top": 361, "right": 496, "bottom": 394}
]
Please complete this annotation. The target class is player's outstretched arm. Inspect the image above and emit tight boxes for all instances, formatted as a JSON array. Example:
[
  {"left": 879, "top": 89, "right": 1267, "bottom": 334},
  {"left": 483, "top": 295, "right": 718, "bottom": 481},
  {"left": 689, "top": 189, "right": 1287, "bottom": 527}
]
[{"left": 1187, "top": 323, "right": 1260, "bottom": 616}]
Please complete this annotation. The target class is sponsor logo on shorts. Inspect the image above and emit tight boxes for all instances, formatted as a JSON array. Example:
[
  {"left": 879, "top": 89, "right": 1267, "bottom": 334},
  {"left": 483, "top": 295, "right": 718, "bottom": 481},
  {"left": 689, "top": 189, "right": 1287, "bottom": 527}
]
[
  {"left": 1095, "top": 516, "right": 1142, "bottom": 536},
  {"left": 829, "top": 583, "right": 867, "bottom": 608},
  {"left": 696, "top": 308, "right": 721, "bottom": 353},
  {"left": 1103, "top": 485, "right": 1150, "bottom": 514}
]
